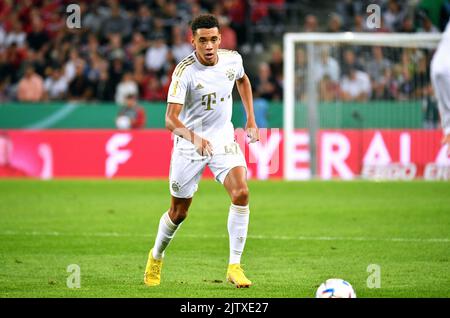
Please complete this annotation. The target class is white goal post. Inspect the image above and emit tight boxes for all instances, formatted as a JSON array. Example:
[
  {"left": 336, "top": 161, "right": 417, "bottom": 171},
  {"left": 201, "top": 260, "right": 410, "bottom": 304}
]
[{"left": 283, "top": 32, "right": 442, "bottom": 180}]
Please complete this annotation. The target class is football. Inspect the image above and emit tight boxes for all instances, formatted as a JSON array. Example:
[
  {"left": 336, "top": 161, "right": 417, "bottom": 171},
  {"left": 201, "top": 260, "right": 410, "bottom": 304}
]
[{"left": 315, "top": 278, "right": 357, "bottom": 298}]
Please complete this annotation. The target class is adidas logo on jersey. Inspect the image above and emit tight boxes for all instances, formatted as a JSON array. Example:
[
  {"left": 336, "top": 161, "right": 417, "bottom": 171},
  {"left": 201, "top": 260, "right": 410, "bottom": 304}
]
[{"left": 194, "top": 83, "right": 204, "bottom": 90}]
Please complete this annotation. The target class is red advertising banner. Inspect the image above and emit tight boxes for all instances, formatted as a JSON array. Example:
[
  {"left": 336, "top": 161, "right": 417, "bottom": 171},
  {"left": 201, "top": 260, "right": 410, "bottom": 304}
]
[
  {"left": 316, "top": 130, "right": 449, "bottom": 180},
  {"left": 0, "top": 129, "right": 448, "bottom": 180}
]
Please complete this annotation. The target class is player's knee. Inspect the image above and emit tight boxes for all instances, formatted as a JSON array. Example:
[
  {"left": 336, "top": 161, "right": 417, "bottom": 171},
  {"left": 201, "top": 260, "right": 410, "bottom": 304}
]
[
  {"left": 231, "top": 186, "right": 249, "bottom": 205},
  {"left": 169, "top": 205, "right": 189, "bottom": 224}
]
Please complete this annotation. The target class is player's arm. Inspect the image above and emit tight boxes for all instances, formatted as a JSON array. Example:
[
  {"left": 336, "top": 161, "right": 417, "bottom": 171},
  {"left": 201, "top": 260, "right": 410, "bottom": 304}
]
[
  {"left": 236, "top": 73, "right": 259, "bottom": 143},
  {"left": 165, "top": 102, "right": 213, "bottom": 156}
]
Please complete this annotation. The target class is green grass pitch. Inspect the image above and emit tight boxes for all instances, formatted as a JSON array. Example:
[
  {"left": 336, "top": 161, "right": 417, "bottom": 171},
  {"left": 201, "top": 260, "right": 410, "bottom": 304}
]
[{"left": 0, "top": 179, "right": 449, "bottom": 298}]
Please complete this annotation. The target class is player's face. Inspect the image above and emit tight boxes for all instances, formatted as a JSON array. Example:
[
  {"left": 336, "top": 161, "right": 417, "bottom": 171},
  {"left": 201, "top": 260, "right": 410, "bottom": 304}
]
[{"left": 192, "top": 27, "right": 221, "bottom": 66}]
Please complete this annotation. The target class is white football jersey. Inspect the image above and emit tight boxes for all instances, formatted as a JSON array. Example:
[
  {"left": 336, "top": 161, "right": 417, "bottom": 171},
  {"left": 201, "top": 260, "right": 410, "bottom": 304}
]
[{"left": 167, "top": 50, "right": 245, "bottom": 159}]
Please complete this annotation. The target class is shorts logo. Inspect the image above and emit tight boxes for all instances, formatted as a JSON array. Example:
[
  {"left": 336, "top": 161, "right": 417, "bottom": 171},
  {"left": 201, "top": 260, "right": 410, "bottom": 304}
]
[
  {"left": 226, "top": 69, "right": 235, "bottom": 81},
  {"left": 171, "top": 181, "right": 181, "bottom": 193}
]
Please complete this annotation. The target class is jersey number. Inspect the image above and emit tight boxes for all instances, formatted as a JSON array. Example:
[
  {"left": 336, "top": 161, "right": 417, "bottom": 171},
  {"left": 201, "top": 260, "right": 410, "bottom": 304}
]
[{"left": 201, "top": 92, "right": 217, "bottom": 111}]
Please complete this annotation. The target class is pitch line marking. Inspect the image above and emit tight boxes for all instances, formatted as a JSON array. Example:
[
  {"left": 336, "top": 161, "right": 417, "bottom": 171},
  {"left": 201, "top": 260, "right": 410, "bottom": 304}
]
[{"left": 0, "top": 231, "right": 448, "bottom": 243}]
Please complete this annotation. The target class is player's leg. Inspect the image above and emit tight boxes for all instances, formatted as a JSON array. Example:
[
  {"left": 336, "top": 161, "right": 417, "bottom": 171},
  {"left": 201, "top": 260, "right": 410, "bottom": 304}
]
[
  {"left": 152, "top": 196, "right": 192, "bottom": 258},
  {"left": 223, "top": 166, "right": 252, "bottom": 288},
  {"left": 144, "top": 151, "right": 205, "bottom": 286},
  {"left": 144, "top": 196, "right": 191, "bottom": 286}
]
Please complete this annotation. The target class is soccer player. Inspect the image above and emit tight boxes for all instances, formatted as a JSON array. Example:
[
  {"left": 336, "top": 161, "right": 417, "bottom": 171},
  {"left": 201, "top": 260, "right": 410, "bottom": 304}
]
[
  {"left": 431, "top": 18, "right": 450, "bottom": 155},
  {"left": 144, "top": 14, "right": 259, "bottom": 288}
]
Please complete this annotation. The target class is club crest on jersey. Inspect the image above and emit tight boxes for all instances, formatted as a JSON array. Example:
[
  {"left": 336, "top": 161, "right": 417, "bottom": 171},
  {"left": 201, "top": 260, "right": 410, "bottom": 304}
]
[{"left": 226, "top": 69, "right": 235, "bottom": 81}]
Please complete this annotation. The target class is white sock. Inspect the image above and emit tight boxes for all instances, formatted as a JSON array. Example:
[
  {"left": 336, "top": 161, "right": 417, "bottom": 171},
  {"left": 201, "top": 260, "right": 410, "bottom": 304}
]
[
  {"left": 227, "top": 203, "right": 250, "bottom": 264},
  {"left": 152, "top": 211, "right": 180, "bottom": 259}
]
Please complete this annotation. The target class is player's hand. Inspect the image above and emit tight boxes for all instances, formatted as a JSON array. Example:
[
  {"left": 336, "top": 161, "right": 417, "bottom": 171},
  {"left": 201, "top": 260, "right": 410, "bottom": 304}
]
[
  {"left": 195, "top": 138, "right": 213, "bottom": 157},
  {"left": 245, "top": 121, "right": 259, "bottom": 143},
  {"left": 442, "top": 134, "right": 450, "bottom": 156}
]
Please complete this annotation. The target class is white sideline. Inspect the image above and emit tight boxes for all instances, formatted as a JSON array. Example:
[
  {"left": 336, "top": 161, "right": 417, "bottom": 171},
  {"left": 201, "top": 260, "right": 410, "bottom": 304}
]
[{"left": 0, "top": 230, "right": 448, "bottom": 243}]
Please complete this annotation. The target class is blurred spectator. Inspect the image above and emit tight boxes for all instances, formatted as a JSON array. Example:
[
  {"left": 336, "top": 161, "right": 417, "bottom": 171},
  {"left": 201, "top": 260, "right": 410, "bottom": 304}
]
[
  {"left": 398, "top": 16, "right": 416, "bottom": 33},
  {"left": 314, "top": 45, "right": 340, "bottom": 83},
  {"left": 17, "top": 64, "right": 44, "bottom": 102},
  {"left": 171, "top": 25, "right": 192, "bottom": 63},
  {"left": 68, "top": 61, "right": 93, "bottom": 101},
  {"left": 398, "top": 67, "right": 414, "bottom": 100},
  {"left": 423, "top": 88, "right": 440, "bottom": 129},
  {"left": 303, "top": 14, "right": 319, "bottom": 32},
  {"left": 222, "top": 0, "right": 246, "bottom": 45},
  {"left": 253, "top": 62, "right": 282, "bottom": 101},
  {"left": 340, "top": 66, "right": 371, "bottom": 102},
  {"left": 106, "top": 33, "right": 126, "bottom": 62},
  {"left": 115, "top": 72, "right": 139, "bottom": 106},
  {"left": 417, "top": 11, "right": 440, "bottom": 33},
  {"left": 116, "top": 93, "right": 146, "bottom": 130},
  {"left": 383, "top": 0, "right": 406, "bottom": 32},
  {"left": 295, "top": 48, "right": 307, "bottom": 101},
  {"left": 336, "top": 0, "right": 363, "bottom": 30},
  {"left": 83, "top": 34, "right": 104, "bottom": 58},
  {"left": 218, "top": 16, "right": 237, "bottom": 50},
  {"left": 373, "top": 67, "right": 399, "bottom": 100},
  {"left": 127, "top": 32, "right": 149, "bottom": 59},
  {"left": 133, "top": 4, "right": 153, "bottom": 38},
  {"left": 26, "top": 16, "right": 49, "bottom": 52},
  {"left": 342, "top": 48, "right": 364, "bottom": 72},
  {"left": 64, "top": 49, "right": 84, "bottom": 83},
  {"left": 151, "top": 17, "right": 169, "bottom": 43},
  {"left": 327, "top": 13, "right": 343, "bottom": 33},
  {"left": 86, "top": 52, "right": 108, "bottom": 83},
  {"left": 4, "top": 43, "right": 27, "bottom": 83},
  {"left": 366, "top": 47, "right": 392, "bottom": 92},
  {"left": 352, "top": 15, "right": 366, "bottom": 32},
  {"left": 162, "top": 1, "right": 183, "bottom": 32},
  {"left": 108, "top": 57, "right": 127, "bottom": 95},
  {"left": 94, "top": 70, "right": 114, "bottom": 101},
  {"left": 269, "top": 44, "right": 283, "bottom": 85},
  {"left": 5, "top": 20, "right": 26, "bottom": 48},
  {"left": 0, "top": 24, "right": 5, "bottom": 49},
  {"left": 100, "top": 4, "right": 132, "bottom": 39},
  {"left": 142, "top": 74, "right": 165, "bottom": 101},
  {"left": 44, "top": 67, "right": 68, "bottom": 100},
  {"left": 0, "top": 78, "right": 9, "bottom": 102},
  {"left": 413, "top": 52, "right": 431, "bottom": 99},
  {"left": 82, "top": 2, "right": 103, "bottom": 34},
  {"left": 319, "top": 74, "right": 340, "bottom": 102},
  {"left": 145, "top": 34, "right": 169, "bottom": 74},
  {"left": 133, "top": 54, "right": 147, "bottom": 91}
]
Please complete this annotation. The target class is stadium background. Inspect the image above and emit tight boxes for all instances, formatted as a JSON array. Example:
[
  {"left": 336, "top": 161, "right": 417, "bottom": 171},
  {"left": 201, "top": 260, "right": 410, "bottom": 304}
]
[
  {"left": 0, "top": 0, "right": 450, "bottom": 299},
  {"left": 0, "top": 0, "right": 448, "bottom": 180}
]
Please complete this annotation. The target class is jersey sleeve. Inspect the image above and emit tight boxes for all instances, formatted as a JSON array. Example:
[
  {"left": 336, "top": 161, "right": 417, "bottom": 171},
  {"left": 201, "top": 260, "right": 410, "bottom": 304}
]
[
  {"left": 235, "top": 53, "right": 245, "bottom": 80},
  {"left": 167, "top": 71, "right": 189, "bottom": 105}
]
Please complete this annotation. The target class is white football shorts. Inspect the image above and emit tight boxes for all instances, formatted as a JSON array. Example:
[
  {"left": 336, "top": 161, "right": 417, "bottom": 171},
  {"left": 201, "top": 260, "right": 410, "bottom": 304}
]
[{"left": 169, "top": 142, "right": 247, "bottom": 198}]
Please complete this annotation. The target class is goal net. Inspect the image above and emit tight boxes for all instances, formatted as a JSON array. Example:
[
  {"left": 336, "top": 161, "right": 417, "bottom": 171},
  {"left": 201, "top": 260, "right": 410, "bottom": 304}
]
[{"left": 283, "top": 32, "right": 443, "bottom": 180}]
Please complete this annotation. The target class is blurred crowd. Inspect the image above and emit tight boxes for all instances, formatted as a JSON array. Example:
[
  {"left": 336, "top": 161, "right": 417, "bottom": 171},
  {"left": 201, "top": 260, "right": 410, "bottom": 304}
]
[
  {"left": 0, "top": 0, "right": 448, "bottom": 116},
  {"left": 0, "top": 0, "right": 248, "bottom": 103}
]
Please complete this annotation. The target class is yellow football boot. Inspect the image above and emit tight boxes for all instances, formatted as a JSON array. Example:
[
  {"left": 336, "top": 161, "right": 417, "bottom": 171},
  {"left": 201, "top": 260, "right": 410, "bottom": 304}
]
[
  {"left": 144, "top": 249, "right": 163, "bottom": 286},
  {"left": 226, "top": 264, "right": 252, "bottom": 288}
]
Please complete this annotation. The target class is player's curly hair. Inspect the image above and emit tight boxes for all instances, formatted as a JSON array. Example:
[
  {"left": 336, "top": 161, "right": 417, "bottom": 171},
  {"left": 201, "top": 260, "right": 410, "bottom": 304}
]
[{"left": 191, "top": 14, "right": 220, "bottom": 35}]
